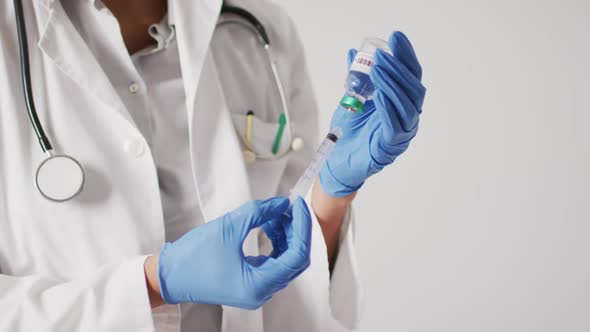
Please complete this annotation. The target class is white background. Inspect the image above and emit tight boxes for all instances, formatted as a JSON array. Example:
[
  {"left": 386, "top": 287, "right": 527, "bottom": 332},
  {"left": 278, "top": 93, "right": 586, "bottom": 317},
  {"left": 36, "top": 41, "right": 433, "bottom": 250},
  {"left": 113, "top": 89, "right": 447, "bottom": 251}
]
[{"left": 280, "top": 0, "right": 590, "bottom": 331}]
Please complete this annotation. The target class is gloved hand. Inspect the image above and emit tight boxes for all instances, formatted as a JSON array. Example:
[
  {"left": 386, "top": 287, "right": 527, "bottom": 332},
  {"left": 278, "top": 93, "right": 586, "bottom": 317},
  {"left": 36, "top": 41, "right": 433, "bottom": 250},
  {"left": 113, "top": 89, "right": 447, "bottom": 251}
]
[
  {"left": 157, "top": 196, "right": 312, "bottom": 309},
  {"left": 319, "top": 31, "right": 426, "bottom": 197}
]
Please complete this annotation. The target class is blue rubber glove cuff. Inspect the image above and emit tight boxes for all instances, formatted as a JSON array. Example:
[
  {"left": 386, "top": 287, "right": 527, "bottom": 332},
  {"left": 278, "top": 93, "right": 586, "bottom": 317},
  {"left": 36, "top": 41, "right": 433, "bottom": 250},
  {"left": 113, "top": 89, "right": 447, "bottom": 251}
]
[{"left": 158, "top": 242, "right": 180, "bottom": 304}]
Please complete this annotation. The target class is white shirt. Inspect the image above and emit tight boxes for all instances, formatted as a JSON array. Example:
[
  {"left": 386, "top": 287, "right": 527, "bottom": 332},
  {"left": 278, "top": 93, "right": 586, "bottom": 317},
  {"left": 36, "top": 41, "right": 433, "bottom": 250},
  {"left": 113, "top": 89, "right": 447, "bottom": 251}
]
[{"left": 61, "top": 1, "right": 222, "bottom": 330}]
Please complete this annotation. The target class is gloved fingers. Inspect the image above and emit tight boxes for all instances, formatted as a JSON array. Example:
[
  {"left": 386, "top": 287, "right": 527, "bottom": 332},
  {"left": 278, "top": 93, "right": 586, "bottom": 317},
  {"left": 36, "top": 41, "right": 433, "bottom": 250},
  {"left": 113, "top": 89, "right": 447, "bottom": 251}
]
[
  {"left": 274, "top": 197, "right": 312, "bottom": 272},
  {"left": 250, "top": 256, "right": 298, "bottom": 300},
  {"left": 374, "top": 50, "right": 426, "bottom": 112},
  {"left": 250, "top": 200, "right": 311, "bottom": 292},
  {"left": 370, "top": 128, "right": 414, "bottom": 167},
  {"left": 371, "top": 67, "right": 420, "bottom": 132},
  {"left": 255, "top": 256, "right": 299, "bottom": 280},
  {"left": 262, "top": 218, "right": 284, "bottom": 242},
  {"left": 262, "top": 217, "right": 288, "bottom": 258},
  {"left": 236, "top": 197, "right": 290, "bottom": 236},
  {"left": 388, "top": 31, "right": 423, "bottom": 80},
  {"left": 347, "top": 48, "right": 357, "bottom": 69},
  {"left": 245, "top": 255, "right": 271, "bottom": 267},
  {"left": 331, "top": 103, "right": 375, "bottom": 133},
  {"left": 374, "top": 90, "right": 419, "bottom": 147}
]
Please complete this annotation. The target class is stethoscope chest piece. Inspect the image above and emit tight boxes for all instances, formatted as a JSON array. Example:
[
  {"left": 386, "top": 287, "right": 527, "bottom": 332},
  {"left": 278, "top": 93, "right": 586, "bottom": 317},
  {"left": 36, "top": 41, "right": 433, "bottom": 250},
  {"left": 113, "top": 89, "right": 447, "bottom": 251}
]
[{"left": 36, "top": 154, "right": 85, "bottom": 202}]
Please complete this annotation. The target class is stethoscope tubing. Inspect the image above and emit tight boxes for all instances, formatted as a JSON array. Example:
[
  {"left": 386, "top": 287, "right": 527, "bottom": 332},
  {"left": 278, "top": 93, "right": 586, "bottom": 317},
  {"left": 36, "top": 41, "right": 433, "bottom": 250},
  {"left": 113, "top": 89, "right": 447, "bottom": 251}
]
[
  {"left": 13, "top": 0, "right": 53, "bottom": 154},
  {"left": 216, "top": 7, "right": 294, "bottom": 160}
]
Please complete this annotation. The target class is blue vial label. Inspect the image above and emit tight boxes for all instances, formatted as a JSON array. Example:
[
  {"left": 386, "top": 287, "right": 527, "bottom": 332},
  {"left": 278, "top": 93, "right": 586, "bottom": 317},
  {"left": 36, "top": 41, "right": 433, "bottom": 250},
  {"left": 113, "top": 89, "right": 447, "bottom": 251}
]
[
  {"left": 345, "top": 51, "right": 377, "bottom": 102},
  {"left": 345, "top": 70, "right": 376, "bottom": 103}
]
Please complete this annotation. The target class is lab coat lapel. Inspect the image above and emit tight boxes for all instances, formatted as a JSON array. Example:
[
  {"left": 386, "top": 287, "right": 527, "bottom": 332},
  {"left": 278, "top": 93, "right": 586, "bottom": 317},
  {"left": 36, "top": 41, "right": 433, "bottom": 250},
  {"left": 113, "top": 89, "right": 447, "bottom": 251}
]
[
  {"left": 187, "top": 52, "right": 254, "bottom": 222},
  {"left": 172, "top": 3, "right": 264, "bottom": 331},
  {"left": 169, "top": 0, "right": 244, "bottom": 221},
  {"left": 35, "top": 0, "right": 133, "bottom": 125}
]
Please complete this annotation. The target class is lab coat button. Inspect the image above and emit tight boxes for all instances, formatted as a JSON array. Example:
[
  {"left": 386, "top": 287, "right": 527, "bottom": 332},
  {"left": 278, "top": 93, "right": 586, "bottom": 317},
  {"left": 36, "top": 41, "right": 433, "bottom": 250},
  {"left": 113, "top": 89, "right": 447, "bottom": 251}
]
[
  {"left": 128, "top": 82, "right": 140, "bottom": 94},
  {"left": 291, "top": 137, "right": 304, "bottom": 151},
  {"left": 124, "top": 139, "right": 145, "bottom": 157}
]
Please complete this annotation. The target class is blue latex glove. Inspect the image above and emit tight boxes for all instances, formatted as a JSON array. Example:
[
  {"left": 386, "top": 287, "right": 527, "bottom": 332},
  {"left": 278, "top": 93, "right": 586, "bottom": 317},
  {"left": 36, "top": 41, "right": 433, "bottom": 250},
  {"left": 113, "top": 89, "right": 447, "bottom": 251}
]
[
  {"left": 319, "top": 31, "right": 426, "bottom": 197},
  {"left": 158, "top": 196, "right": 311, "bottom": 309}
]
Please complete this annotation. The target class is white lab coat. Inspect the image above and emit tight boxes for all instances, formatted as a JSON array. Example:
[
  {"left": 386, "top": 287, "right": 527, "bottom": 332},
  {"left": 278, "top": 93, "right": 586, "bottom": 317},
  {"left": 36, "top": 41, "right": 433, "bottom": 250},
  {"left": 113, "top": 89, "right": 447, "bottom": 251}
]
[{"left": 0, "top": 0, "right": 362, "bottom": 331}]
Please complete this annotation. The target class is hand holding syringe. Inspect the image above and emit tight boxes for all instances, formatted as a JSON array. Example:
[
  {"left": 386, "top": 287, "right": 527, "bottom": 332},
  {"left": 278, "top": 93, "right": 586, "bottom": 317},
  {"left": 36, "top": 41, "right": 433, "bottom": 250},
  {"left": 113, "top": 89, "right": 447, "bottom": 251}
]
[{"left": 289, "top": 127, "right": 343, "bottom": 204}]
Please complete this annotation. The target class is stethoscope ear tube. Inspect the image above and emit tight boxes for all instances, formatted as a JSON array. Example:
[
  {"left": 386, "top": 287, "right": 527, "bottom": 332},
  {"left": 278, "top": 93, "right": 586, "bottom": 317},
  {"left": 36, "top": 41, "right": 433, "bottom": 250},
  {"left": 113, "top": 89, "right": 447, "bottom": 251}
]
[
  {"left": 221, "top": 4, "right": 270, "bottom": 45},
  {"left": 13, "top": 0, "right": 53, "bottom": 153}
]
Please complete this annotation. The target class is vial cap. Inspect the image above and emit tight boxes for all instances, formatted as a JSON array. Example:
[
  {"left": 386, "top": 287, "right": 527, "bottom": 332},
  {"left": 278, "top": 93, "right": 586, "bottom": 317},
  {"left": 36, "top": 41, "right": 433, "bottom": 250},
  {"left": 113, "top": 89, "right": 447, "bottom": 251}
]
[{"left": 340, "top": 96, "right": 365, "bottom": 112}]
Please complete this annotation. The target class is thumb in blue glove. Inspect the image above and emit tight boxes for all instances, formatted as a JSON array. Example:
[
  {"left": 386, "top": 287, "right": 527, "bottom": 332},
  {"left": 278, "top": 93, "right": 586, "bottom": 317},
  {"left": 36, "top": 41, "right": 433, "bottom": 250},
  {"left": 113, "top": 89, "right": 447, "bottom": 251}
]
[
  {"left": 157, "top": 196, "right": 312, "bottom": 310},
  {"left": 320, "top": 31, "right": 426, "bottom": 197}
]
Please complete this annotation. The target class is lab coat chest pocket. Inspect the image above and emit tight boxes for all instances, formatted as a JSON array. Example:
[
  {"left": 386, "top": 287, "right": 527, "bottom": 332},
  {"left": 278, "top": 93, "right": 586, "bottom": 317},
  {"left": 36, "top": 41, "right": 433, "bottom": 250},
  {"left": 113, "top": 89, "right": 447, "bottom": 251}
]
[
  {"left": 230, "top": 112, "right": 290, "bottom": 200},
  {"left": 210, "top": 25, "right": 292, "bottom": 199}
]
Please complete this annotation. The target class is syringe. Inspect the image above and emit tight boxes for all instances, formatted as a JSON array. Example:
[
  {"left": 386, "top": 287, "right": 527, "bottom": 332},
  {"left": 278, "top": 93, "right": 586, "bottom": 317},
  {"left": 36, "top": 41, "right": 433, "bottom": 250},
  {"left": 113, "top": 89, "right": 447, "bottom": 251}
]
[{"left": 289, "top": 127, "right": 344, "bottom": 203}]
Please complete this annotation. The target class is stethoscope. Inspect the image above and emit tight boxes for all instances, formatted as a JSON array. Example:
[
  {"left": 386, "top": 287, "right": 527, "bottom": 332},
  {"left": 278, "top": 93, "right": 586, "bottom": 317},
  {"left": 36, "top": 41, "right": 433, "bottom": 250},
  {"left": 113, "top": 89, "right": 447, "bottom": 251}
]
[
  {"left": 13, "top": 0, "right": 299, "bottom": 202},
  {"left": 216, "top": 5, "right": 303, "bottom": 163}
]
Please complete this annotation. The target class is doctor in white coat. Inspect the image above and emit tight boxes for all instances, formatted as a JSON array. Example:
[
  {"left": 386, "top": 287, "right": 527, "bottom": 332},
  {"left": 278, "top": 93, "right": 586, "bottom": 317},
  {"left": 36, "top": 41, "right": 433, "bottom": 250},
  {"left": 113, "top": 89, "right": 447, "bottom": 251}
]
[{"left": 0, "top": 0, "right": 426, "bottom": 331}]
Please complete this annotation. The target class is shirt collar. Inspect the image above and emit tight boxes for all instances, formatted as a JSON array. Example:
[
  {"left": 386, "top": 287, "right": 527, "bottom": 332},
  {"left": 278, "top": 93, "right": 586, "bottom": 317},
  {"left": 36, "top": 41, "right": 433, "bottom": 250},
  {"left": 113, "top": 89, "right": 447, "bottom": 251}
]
[
  {"left": 84, "top": 0, "right": 176, "bottom": 56},
  {"left": 134, "top": 14, "right": 176, "bottom": 57}
]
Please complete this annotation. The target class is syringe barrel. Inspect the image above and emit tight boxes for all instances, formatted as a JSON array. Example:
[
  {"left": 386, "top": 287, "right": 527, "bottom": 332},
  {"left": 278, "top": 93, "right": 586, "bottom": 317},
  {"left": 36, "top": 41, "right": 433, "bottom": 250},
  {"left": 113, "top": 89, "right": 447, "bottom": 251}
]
[
  {"left": 289, "top": 127, "right": 343, "bottom": 203},
  {"left": 303, "top": 137, "right": 337, "bottom": 176}
]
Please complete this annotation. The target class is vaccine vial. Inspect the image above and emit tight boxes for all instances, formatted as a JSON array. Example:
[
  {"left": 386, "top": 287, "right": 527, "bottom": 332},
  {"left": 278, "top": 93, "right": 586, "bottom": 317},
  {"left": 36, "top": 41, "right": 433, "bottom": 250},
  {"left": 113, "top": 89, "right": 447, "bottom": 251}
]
[{"left": 340, "top": 37, "right": 392, "bottom": 112}]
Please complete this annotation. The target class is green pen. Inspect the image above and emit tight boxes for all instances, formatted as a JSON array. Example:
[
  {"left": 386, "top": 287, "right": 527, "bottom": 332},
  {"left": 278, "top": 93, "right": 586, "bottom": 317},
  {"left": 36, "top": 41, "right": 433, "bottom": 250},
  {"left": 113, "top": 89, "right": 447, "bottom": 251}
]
[{"left": 272, "top": 113, "right": 286, "bottom": 155}]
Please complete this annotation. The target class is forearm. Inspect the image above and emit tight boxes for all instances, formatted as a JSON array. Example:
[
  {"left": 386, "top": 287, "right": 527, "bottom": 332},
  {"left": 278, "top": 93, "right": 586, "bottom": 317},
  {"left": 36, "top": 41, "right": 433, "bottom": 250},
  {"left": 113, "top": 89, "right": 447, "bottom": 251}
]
[
  {"left": 311, "top": 178, "right": 356, "bottom": 270},
  {"left": 144, "top": 255, "right": 164, "bottom": 308}
]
